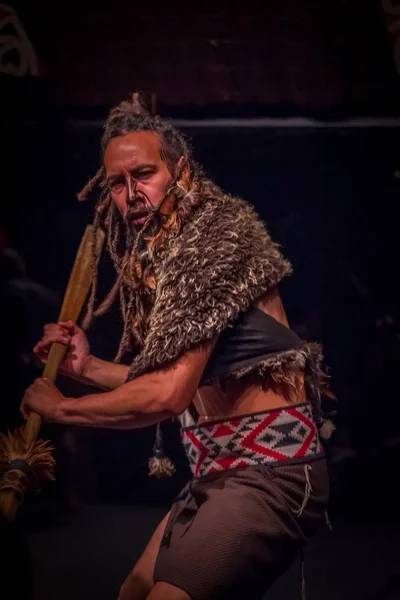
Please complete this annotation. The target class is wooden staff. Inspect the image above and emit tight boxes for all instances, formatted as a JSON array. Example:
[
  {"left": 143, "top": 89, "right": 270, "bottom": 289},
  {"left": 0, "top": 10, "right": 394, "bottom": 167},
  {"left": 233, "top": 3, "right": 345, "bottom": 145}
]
[{"left": 0, "top": 225, "right": 104, "bottom": 522}]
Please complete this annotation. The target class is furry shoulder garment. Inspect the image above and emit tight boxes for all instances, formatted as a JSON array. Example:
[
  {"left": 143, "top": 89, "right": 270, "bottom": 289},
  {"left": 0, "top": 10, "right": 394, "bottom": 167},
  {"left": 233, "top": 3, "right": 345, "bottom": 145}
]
[{"left": 127, "top": 193, "right": 293, "bottom": 381}]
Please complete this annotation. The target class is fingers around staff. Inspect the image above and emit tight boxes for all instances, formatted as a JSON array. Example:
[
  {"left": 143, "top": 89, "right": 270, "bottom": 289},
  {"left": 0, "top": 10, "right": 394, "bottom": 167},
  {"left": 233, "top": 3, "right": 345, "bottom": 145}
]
[
  {"left": 33, "top": 377, "right": 53, "bottom": 388},
  {"left": 20, "top": 378, "right": 57, "bottom": 419},
  {"left": 20, "top": 402, "right": 29, "bottom": 420},
  {"left": 34, "top": 333, "right": 70, "bottom": 353},
  {"left": 44, "top": 323, "right": 71, "bottom": 336},
  {"left": 57, "top": 320, "right": 78, "bottom": 333}
]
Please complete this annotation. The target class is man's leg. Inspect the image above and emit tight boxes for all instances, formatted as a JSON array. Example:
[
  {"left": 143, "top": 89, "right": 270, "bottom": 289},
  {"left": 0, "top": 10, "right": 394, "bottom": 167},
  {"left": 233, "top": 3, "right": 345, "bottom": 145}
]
[
  {"left": 147, "top": 582, "right": 192, "bottom": 600},
  {"left": 118, "top": 511, "right": 170, "bottom": 600}
]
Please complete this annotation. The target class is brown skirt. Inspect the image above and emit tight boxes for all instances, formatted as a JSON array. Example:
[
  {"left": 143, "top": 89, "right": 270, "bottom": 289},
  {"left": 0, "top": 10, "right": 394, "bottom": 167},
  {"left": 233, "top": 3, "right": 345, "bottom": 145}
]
[{"left": 153, "top": 456, "right": 329, "bottom": 600}]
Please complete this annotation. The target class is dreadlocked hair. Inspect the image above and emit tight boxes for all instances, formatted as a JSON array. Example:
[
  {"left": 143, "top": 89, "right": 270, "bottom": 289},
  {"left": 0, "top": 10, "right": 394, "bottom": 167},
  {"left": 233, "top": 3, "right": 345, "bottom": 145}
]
[{"left": 78, "top": 92, "right": 204, "bottom": 362}]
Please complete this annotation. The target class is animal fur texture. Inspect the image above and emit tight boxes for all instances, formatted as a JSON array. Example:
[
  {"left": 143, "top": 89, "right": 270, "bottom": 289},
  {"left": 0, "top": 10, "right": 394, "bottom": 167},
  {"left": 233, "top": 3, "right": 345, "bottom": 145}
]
[
  {"left": 128, "top": 190, "right": 298, "bottom": 381},
  {"left": 125, "top": 181, "right": 329, "bottom": 433}
]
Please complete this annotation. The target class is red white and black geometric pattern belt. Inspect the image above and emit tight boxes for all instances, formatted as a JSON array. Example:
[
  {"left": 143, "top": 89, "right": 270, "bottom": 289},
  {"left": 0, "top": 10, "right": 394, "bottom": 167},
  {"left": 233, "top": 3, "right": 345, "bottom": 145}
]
[{"left": 180, "top": 403, "right": 323, "bottom": 477}]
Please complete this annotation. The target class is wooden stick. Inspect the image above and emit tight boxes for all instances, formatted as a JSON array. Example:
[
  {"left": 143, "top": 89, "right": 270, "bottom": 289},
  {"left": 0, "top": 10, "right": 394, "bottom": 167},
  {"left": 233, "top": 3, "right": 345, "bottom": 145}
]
[
  {"left": 0, "top": 225, "right": 104, "bottom": 521},
  {"left": 24, "top": 226, "right": 104, "bottom": 442}
]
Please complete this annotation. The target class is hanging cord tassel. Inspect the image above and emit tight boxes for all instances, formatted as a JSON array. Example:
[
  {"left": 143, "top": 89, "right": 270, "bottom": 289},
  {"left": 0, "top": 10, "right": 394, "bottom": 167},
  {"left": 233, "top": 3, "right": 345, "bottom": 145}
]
[
  {"left": 148, "top": 422, "right": 176, "bottom": 479},
  {"left": 296, "top": 465, "right": 313, "bottom": 517},
  {"left": 319, "top": 418, "right": 336, "bottom": 441}
]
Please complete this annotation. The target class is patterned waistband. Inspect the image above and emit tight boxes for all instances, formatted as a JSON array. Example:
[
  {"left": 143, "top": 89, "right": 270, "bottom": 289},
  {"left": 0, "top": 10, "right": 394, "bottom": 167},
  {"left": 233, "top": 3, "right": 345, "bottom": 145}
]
[{"left": 180, "top": 403, "right": 323, "bottom": 477}]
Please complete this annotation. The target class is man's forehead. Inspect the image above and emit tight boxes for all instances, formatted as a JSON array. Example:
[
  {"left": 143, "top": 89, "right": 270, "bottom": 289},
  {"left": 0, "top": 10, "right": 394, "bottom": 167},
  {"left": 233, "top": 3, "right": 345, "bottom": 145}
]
[{"left": 104, "top": 131, "right": 161, "bottom": 169}]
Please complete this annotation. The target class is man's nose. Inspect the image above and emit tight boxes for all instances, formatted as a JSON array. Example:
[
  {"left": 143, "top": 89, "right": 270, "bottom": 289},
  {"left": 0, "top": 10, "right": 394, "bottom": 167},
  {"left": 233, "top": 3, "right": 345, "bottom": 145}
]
[{"left": 126, "top": 175, "right": 137, "bottom": 201}]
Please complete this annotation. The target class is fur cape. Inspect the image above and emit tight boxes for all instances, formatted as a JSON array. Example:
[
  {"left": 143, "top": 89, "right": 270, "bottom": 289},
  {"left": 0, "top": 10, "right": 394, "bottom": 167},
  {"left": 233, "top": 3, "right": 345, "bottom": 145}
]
[
  {"left": 126, "top": 184, "right": 324, "bottom": 395},
  {"left": 123, "top": 181, "right": 332, "bottom": 472}
]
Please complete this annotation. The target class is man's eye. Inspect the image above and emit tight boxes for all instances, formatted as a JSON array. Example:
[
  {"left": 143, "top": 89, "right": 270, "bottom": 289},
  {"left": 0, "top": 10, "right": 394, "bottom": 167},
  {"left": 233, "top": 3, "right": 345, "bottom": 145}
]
[
  {"left": 110, "top": 182, "right": 125, "bottom": 193},
  {"left": 138, "top": 172, "right": 153, "bottom": 180}
]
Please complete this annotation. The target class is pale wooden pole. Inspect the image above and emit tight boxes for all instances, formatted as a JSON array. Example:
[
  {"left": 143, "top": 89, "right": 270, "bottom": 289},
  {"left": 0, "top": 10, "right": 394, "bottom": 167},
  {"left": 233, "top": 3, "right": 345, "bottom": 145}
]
[{"left": 0, "top": 225, "right": 104, "bottom": 521}]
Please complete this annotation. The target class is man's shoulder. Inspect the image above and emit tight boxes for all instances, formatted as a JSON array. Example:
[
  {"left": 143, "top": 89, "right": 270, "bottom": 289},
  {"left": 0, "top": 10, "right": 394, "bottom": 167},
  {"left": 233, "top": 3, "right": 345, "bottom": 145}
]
[
  {"left": 159, "top": 191, "right": 280, "bottom": 277},
  {"left": 185, "top": 193, "right": 263, "bottom": 235}
]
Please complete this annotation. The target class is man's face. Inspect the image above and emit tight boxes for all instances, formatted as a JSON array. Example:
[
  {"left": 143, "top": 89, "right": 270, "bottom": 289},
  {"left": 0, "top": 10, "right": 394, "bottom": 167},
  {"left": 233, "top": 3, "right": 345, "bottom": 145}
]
[{"left": 104, "top": 131, "right": 175, "bottom": 228}]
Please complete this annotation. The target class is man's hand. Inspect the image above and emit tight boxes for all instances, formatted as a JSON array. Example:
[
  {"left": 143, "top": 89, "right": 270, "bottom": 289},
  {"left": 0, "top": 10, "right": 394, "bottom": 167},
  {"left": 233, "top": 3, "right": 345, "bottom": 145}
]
[
  {"left": 21, "top": 378, "right": 65, "bottom": 422},
  {"left": 34, "top": 320, "right": 91, "bottom": 378}
]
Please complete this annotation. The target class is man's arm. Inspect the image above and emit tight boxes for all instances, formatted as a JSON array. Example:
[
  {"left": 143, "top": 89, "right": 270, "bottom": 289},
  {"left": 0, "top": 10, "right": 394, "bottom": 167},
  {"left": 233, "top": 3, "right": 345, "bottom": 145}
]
[
  {"left": 34, "top": 321, "right": 129, "bottom": 390},
  {"left": 23, "top": 336, "right": 218, "bottom": 429},
  {"left": 78, "top": 356, "right": 130, "bottom": 390}
]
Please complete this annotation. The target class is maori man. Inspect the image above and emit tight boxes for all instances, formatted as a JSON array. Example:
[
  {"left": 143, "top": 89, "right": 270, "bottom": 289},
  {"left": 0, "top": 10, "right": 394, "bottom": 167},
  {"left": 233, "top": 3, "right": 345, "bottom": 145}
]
[{"left": 22, "top": 95, "right": 330, "bottom": 600}]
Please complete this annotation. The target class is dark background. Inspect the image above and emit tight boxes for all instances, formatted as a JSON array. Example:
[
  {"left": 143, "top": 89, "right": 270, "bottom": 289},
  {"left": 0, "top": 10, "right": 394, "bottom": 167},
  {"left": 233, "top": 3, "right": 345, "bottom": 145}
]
[{"left": 1, "top": 2, "right": 400, "bottom": 599}]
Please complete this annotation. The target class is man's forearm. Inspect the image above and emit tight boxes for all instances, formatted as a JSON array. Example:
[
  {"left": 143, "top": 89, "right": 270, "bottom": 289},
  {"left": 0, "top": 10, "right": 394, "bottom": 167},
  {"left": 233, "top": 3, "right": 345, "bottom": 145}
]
[
  {"left": 56, "top": 375, "right": 175, "bottom": 429},
  {"left": 72, "top": 355, "right": 130, "bottom": 390}
]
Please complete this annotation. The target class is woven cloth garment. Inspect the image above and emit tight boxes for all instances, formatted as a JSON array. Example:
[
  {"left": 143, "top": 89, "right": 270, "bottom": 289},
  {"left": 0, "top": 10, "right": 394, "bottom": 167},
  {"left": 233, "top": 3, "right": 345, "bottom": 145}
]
[
  {"left": 181, "top": 403, "right": 323, "bottom": 477},
  {"left": 154, "top": 457, "right": 329, "bottom": 600}
]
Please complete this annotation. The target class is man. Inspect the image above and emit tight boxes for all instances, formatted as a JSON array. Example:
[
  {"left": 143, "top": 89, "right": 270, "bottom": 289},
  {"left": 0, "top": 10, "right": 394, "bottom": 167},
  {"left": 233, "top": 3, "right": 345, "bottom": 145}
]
[{"left": 22, "top": 94, "right": 330, "bottom": 600}]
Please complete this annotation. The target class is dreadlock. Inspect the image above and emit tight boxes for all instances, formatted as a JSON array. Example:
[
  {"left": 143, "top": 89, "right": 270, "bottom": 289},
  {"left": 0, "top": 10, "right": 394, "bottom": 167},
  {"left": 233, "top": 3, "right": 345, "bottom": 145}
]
[{"left": 78, "top": 93, "right": 200, "bottom": 361}]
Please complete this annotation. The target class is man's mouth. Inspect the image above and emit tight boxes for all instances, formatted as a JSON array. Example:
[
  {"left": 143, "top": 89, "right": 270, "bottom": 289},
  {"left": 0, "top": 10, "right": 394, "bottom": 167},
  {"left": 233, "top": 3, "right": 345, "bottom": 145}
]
[{"left": 127, "top": 208, "right": 149, "bottom": 226}]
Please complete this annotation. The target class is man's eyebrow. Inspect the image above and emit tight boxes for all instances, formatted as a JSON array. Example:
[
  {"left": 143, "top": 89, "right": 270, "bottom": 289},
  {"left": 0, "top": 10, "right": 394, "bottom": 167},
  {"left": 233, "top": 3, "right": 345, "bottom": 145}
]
[
  {"left": 106, "top": 174, "right": 122, "bottom": 184},
  {"left": 131, "top": 163, "right": 156, "bottom": 172},
  {"left": 106, "top": 164, "right": 156, "bottom": 184}
]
